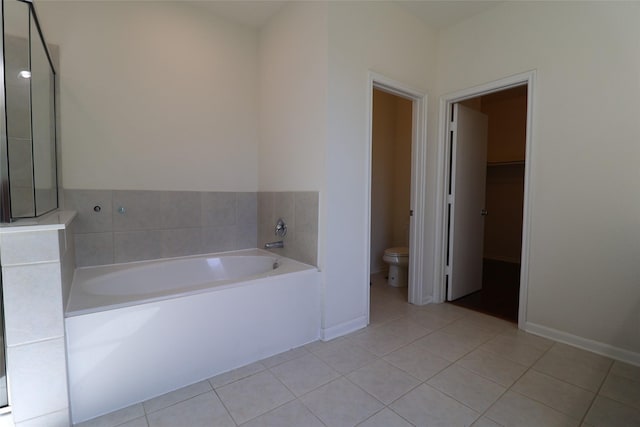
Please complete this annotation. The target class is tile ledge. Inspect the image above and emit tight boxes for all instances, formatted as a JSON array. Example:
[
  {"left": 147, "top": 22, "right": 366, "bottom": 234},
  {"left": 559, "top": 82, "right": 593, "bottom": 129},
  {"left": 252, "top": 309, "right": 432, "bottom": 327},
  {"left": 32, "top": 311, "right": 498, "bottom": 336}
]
[{"left": 0, "top": 210, "right": 76, "bottom": 233}]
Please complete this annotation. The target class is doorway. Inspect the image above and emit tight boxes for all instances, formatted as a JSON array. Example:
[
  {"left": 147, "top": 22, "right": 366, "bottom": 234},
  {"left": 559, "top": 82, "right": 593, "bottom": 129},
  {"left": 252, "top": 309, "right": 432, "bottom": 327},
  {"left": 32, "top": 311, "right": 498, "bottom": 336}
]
[
  {"left": 449, "top": 86, "right": 527, "bottom": 322},
  {"left": 435, "top": 71, "right": 535, "bottom": 329},
  {"left": 370, "top": 88, "right": 413, "bottom": 305},
  {"left": 366, "top": 72, "right": 428, "bottom": 321}
]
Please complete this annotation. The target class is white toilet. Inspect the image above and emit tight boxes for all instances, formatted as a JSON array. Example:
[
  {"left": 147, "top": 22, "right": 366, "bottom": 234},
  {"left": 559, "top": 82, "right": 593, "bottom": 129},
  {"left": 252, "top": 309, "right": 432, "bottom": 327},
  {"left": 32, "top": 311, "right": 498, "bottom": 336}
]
[{"left": 383, "top": 247, "right": 409, "bottom": 287}]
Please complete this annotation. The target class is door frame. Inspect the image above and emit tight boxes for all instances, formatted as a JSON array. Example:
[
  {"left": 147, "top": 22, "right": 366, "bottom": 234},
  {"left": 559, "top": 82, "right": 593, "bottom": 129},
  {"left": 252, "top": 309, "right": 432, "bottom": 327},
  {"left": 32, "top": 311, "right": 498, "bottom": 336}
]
[
  {"left": 366, "top": 71, "right": 428, "bottom": 314},
  {"left": 433, "top": 70, "right": 535, "bottom": 329}
]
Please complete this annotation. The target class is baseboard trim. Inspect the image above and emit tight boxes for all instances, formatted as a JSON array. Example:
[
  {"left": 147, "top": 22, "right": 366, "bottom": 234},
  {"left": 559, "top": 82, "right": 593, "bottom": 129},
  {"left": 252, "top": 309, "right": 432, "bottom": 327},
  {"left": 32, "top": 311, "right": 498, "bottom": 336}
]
[
  {"left": 321, "top": 316, "right": 368, "bottom": 341},
  {"left": 524, "top": 322, "right": 640, "bottom": 367}
]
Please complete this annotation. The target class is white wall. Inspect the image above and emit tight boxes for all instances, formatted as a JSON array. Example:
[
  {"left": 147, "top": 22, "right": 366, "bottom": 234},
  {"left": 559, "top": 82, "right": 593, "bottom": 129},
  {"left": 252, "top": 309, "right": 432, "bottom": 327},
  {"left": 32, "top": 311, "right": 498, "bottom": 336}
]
[
  {"left": 37, "top": 1, "right": 259, "bottom": 191},
  {"left": 258, "top": 2, "right": 327, "bottom": 192},
  {"left": 324, "top": 1, "right": 437, "bottom": 336},
  {"left": 435, "top": 2, "right": 640, "bottom": 358}
]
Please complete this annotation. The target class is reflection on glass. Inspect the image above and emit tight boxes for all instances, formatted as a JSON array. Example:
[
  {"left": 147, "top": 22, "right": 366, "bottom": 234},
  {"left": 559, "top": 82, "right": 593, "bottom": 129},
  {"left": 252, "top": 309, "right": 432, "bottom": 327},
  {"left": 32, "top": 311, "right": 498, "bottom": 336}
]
[
  {"left": 3, "top": 0, "right": 58, "bottom": 219},
  {"left": 31, "top": 8, "right": 57, "bottom": 216},
  {"left": 5, "top": 0, "right": 34, "bottom": 218}
]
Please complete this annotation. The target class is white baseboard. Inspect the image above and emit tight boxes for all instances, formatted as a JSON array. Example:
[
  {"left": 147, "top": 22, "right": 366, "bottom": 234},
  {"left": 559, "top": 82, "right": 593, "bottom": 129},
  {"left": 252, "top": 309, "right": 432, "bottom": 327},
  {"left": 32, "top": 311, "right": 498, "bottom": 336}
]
[
  {"left": 321, "top": 315, "right": 368, "bottom": 341},
  {"left": 524, "top": 322, "right": 640, "bottom": 367}
]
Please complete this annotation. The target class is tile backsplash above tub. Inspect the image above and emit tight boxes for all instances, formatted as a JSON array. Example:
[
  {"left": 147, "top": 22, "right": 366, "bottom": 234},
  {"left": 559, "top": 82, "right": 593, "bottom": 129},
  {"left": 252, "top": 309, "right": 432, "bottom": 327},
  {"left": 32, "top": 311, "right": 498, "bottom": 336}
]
[
  {"left": 65, "top": 190, "right": 319, "bottom": 268},
  {"left": 65, "top": 190, "right": 258, "bottom": 267}
]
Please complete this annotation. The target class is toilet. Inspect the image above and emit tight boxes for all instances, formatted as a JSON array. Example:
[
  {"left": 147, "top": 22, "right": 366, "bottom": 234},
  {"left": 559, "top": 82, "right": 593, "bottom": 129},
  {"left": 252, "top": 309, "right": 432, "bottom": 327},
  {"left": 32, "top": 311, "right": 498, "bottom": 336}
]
[{"left": 383, "top": 247, "right": 409, "bottom": 287}]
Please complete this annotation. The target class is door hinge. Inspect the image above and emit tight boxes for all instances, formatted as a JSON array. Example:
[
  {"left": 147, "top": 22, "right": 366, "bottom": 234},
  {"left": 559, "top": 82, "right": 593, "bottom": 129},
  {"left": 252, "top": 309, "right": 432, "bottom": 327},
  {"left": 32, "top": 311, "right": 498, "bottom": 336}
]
[
  {"left": 409, "top": 210, "right": 414, "bottom": 217},
  {"left": 449, "top": 120, "right": 457, "bottom": 133},
  {"left": 447, "top": 195, "right": 454, "bottom": 204}
]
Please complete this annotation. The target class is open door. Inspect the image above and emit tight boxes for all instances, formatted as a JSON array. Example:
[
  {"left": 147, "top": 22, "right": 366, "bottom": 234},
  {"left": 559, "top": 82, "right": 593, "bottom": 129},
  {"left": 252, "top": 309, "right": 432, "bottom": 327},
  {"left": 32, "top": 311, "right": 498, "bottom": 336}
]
[{"left": 447, "top": 104, "right": 489, "bottom": 300}]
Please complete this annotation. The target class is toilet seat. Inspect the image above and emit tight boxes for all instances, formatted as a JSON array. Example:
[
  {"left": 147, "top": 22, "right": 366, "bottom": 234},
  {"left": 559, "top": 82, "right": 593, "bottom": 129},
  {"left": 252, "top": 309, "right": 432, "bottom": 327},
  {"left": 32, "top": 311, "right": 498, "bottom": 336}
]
[{"left": 384, "top": 247, "right": 409, "bottom": 257}]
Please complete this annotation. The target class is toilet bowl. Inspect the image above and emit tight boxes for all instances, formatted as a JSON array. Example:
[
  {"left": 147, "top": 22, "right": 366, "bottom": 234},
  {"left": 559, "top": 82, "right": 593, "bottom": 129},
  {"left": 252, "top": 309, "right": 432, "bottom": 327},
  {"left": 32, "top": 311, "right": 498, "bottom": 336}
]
[{"left": 383, "top": 247, "right": 409, "bottom": 287}]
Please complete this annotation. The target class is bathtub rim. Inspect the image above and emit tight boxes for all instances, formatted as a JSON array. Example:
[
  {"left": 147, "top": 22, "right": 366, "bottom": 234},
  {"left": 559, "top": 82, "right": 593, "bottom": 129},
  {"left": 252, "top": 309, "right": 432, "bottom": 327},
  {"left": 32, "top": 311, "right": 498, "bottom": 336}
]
[{"left": 66, "top": 248, "right": 318, "bottom": 318}]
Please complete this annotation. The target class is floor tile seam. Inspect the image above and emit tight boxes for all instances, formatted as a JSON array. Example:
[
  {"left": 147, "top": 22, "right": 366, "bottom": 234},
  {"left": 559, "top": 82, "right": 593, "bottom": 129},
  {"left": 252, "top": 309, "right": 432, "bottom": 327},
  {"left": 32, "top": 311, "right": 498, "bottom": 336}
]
[
  {"left": 382, "top": 353, "right": 452, "bottom": 383},
  {"left": 260, "top": 349, "right": 309, "bottom": 370},
  {"left": 234, "top": 397, "right": 324, "bottom": 427},
  {"left": 337, "top": 373, "right": 394, "bottom": 406},
  {"left": 445, "top": 362, "right": 511, "bottom": 390},
  {"left": 142, "top": 385, "right": 214, "bottom": 415},
  {"left": 424, "top": 373, "right": 503, "bottom": 415},
  {"left": 591, "top": 362, "right": 640, "bottom": 415},
  {"left": 209, "top": 367, "right": 266, "bottom": 391},
  {"left": 504, "top": 389, "right": 585, "bottom": 423},
  {"left": 266, "top": 360, "right": 342, "bottom": 398},
  {"left": 546, "top": 347, "right": 615, "bottom": 371},
  {"left": 527, "top": 366, "right": 603, "bottom": 395},
  {"left": 463, "top": 347, "right": 530, "bottom": 372},
  {"left": 406, "top": 381, "right": 486, "bottom": 422},
  {"left": 472, "top": 362, "right": 537, "bottom": 426},
  {"left": 372, "top": 377, "right": 425, "bottom": 408},
  {"left": 605, "top": 370, "right": 640, "bottom": 387},
  {"left": 358, "top": 406, "right": 417, "bottom": 427},
  {"left": 211, "top": 386, "right": 242, "bottom": 426}
]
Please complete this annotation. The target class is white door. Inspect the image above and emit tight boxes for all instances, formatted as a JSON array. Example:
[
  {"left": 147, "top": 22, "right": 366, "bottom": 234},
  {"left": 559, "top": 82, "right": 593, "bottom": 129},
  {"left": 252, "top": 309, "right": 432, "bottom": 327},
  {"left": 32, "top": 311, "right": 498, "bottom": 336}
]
[{"left": 447, "top": 104, "right": 489, "bottom": 301}]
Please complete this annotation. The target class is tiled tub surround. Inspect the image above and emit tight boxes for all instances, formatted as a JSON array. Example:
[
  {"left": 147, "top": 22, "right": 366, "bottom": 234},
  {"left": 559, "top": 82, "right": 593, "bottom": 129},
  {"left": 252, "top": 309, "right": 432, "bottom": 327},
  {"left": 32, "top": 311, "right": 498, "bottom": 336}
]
[
  {"left": 0, "top": 211, "right": 76, "bottom": 427},
  {"left": 258, "top": 192, "right": 319, "bottom": 267},
  {"left": 64, "top": 190, "right": 259, "bottom": 267},
  {"left": 65, "top": 189, "right": 320, "bottom": 268},
  {"left": 66, "top": 250, "right": 320, "bottom": 424}
]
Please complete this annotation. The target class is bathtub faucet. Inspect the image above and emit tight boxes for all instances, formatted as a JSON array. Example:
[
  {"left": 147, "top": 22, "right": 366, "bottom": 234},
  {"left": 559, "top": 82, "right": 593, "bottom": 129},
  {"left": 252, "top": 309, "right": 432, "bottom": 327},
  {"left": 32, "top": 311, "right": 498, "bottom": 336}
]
[{"left": 264, "top": 240, "right": 284, "bottom": 249}]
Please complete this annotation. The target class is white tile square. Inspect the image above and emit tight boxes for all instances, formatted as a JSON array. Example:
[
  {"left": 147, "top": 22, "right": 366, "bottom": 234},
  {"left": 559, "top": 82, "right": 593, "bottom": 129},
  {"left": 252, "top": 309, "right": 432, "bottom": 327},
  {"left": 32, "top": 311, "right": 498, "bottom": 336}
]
[
  {"left": 147, "top": 392, "right": 234, "bottom": 427},
  {"left": 347, "top": 360, "right": 420, "bottom": 404},
  {"left": 0, "top": 230, "right": 60, "bottom": 265},
  {"left": 512, "top": 370, "right": 595, "bottom": 419},
  {"left": 383, "top": 341, "right": 451, "bottom": 381},
  {"left": 3, "top": 263, "right": 64, "bottom": 346},
  {"left": 216, "top": 370, "right": 294, "bottom": 424},
  {"left": 242, "top": 400, "right": 324, "bottom": 427},
  {"left": 485, "top": 391, "right": 580, "bottom": 427},
  {"left": 9, "top": 339, "right": 69, "bottom": 423},
  {"left": 458, "top": 348, "right": 528, "bottom": 387},
  {"left": 270, "top": 353, "right": 340, "bottom": 396},
  {"left": 427, "top": 365, "right": 505, "bottom": 412},
  {"left": 390, "top": 383, "right": 479, "bottom": 426},
  {"left": 300, "top": 377, "right": 384, "bottom": 427}
]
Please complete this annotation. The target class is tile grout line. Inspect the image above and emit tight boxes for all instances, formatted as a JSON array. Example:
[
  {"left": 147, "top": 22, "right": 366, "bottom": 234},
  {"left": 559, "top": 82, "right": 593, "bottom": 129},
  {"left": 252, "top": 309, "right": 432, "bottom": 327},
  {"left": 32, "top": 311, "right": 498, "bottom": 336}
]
[{"left": 578, "top": 358, "right": 615, "bottom": 426}]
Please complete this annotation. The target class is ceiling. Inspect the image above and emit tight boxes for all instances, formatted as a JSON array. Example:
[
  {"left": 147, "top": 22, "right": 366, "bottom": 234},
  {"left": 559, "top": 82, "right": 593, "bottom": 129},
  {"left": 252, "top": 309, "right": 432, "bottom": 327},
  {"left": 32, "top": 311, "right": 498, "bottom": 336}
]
[{"left": 196, "top": 1, "right": 503, "bottom": 30}]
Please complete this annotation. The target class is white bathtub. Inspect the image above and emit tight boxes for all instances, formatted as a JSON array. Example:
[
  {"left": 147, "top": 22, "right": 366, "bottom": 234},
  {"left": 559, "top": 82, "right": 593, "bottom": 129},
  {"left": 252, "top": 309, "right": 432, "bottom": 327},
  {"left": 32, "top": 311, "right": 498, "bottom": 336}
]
[{"left": 65, "top": 249, "right": 320, "bottom": 424}]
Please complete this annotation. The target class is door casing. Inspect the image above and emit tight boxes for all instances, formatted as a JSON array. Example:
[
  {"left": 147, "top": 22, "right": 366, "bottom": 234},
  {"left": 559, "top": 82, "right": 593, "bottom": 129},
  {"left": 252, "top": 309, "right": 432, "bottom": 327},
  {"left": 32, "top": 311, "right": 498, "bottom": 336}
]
[{"left": 434, "top": 71, "right": 536, "bottom": 330}]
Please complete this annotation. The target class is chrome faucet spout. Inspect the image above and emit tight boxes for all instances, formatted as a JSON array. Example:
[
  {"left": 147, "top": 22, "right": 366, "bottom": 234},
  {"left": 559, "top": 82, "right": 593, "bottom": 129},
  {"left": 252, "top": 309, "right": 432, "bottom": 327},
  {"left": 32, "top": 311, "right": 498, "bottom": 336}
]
[{"left": 264, "top": 240, "right": 284, "bottom": 249}]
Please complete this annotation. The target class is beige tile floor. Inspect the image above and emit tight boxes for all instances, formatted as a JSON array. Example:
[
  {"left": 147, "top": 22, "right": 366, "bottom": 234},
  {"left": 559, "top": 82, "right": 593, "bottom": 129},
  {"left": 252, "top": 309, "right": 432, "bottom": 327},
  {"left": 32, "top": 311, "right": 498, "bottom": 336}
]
[{"left": 76, "top": 273, "right": 640, "bottom": 427}]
